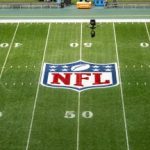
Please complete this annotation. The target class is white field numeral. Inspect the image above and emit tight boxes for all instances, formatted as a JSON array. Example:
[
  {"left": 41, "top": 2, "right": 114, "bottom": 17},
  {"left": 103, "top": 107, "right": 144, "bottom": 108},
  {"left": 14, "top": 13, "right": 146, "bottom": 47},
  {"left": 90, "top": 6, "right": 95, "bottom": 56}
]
[
  {"left": 64, "top": 111, "right": 76, "bottom": 118},
  {"left": 0, "top": 43, "right": 22, "bottom": 48},
  {"left": 84, "top": 43, "right": 92, "bottom": 48},
  {"left": 70, "top": 43, "right": 79, "bottom": 48},
  {"left": 14, "top": 43, "right": 23, "bottom": 48},
  {"left": 70, "top": 42, "right": 92, "bottom": 48},
  {"left": 64, "top": 111, "right": 93, "bottom": 119},
  {"left": 82, "top": 111, "right": 93, "bottom": 118},
  {"left": 0, "top": 43, "right": 9, "bottom": 48},
  {"left": 140, "top": 42, "right": 149, "bottom": 48}
]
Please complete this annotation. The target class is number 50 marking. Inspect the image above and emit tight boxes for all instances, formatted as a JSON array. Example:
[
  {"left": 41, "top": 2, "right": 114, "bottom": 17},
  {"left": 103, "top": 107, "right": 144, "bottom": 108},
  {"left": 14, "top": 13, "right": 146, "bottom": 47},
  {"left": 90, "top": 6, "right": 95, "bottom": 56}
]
[{"left": 64, "top": 111, "right": 93, "bottom": 119}]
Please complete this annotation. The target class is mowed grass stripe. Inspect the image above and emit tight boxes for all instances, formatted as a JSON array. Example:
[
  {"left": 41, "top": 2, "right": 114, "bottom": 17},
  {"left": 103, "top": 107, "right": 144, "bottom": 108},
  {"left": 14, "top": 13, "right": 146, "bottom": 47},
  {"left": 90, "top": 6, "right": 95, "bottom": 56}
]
[
  {"left": 0, "top": 23, "right": 19, "bottom": 79},
  {"left": 82, "top": 23, "right": 117, "bottom": 63},
  {"left": 113, "top": 22, "right": 130, "bottom": 150},
  {"left": 25, "top": 23, "right": 51, "bottom": 150},
  {"left": 1, "top": 22, "right": 149, "bottom": 150},
  {"left": 79, "top": 23, "right": 83, "bottom": 60},
  {"left": 79, "top": 23, "right": 127, "bottom": 150},
  {"left": 27, "top": 23, "right": 80, "bottom": 150},
  {"left": 115, "top": 23, "right": 150, "bottom": 150},
  {"left": 0, "top": 24, "right": 16, "bottom": 68},
  {"left": 0, "top": 23, "right": 49, "bottom": 150},
  {"left": 44, "top": 23, "right": 80, "bottom": 63}
]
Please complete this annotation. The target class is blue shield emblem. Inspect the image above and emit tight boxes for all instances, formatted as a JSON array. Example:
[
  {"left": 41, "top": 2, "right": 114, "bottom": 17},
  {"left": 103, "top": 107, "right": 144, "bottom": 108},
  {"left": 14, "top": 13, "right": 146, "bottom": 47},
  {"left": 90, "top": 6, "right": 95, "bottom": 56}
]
[{"left": 41, "top": 61, "right": 119, "bottom": 92}]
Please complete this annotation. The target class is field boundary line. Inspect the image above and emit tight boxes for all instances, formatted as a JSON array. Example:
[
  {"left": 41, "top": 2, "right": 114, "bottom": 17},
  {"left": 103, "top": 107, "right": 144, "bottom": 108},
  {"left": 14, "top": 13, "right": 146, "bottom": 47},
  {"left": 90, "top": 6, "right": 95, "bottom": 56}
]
[
  {"left": 0, "top": 15, "right": 150, "bottom": 18},
  {"left": 113, "top": 23, "right": 130, "bottom": 150},
  {"left": 0, "top": 19, "right": 150, "bottom": 23},
  {"left": 25, "top": 23, "right": 51, "bottom": 150},
  {"left": 77, "top": 92, "right": 81, "bottom": 150},
  {"left": 145, "top": 22, "right": 150, "bottom": 41},
  {"left": 0, "top": 23, "right": 19, "bottom": 79}
]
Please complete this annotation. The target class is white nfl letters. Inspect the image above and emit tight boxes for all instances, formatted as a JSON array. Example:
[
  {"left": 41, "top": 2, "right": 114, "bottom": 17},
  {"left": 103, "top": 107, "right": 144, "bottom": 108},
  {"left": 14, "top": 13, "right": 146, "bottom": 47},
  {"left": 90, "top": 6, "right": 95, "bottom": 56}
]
[{"left": 41, "top": 61, "right": 119, "bottom": 91}]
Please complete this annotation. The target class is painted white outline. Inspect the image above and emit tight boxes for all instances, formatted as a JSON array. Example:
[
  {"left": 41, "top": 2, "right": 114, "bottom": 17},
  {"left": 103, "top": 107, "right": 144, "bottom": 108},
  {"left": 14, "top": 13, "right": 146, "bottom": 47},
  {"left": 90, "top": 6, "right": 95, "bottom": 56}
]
[
  {"left": 113, "top": 23, "right": 130, "bottom": 150},
  {"left": 0, "top": 23, "right": 19, "bottom": 79},
  {"left": 40, "top": 61, "right": 119, "bottom": 92},
  {"left": 25, "top": 23, "right": 51, "bottom": 150}
]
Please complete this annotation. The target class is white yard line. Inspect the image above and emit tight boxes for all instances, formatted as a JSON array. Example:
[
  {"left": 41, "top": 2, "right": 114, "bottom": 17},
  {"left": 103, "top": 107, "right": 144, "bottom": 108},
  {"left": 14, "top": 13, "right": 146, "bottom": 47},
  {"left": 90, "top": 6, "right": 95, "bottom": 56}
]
[
  {"left": 113, "top": 23, "right": 130, "bottom": 150},
  {"left": 0, "top": 23, "right": 19, "bottom": 79},
  {"left": 80, "top": 23, "right": 83, "bottom": 60},
  {"left": 145, "top": 22, "right": 150, "bottom": 41},
  {"left": 76, "top": 22, "right": 83, "bottom": 150},
  {"left": 25, "top": 23, "right": 51, "bottom": 150},
  {"left": 77, "top": 92, "right": 81, "bottom": 150}
]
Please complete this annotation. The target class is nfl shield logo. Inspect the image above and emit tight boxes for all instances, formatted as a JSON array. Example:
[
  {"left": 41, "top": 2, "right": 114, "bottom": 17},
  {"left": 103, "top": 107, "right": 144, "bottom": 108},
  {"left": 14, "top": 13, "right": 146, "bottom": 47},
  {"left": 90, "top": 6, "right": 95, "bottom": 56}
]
[{"left": 41, "top": 61, "right": 119, "bottom": 92}]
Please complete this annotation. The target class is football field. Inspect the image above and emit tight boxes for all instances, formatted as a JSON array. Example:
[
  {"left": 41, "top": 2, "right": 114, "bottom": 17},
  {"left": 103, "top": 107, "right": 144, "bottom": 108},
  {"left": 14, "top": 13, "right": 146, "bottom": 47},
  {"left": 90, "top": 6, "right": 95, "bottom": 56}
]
[{"left": 0, "top": 22, "right": 150, "bottom": 150}]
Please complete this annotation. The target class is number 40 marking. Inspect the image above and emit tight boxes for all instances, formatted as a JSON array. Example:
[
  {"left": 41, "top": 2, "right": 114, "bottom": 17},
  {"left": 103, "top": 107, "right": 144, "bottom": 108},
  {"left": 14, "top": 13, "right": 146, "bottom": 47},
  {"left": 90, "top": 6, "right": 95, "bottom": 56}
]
[
  {"left": 0, "top": 43, "right": 22, "bottom": 48},
  {"left": 64, "top": 111, "right": 93, "bottom": 119}
]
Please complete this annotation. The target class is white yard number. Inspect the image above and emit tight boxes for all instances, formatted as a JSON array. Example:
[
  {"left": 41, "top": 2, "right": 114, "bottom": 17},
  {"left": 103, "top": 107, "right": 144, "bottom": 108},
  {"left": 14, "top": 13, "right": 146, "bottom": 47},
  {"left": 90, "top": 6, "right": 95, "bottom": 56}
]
[
  {"left": 140, "top": 42, "right": 149, "bottom": 48},
  {"left": 64, "top": 111, "right": 76, "bottom": 118},
  {"left": 0, "top": 43, "right": 9, "bottom": 48},
  {"left": 64, "top": 111, "right": 93, "bottom": 119},
  {"left": 70, "top": 43, "right": 92, "bottom": 48},
  {"left": 82, "top": 111, "right": 93, "bottom": 118},
  {"left": 14, "top": 43, "right": 22, "bottom": 48},
  {"left": 84, "top": 43, "right": 92, "bottom": 48},
  {"left": 0, "top": 43, "right": 22, "bottom": 48},
  {"left": 70, "top": 43, "right": 79, "bottom": 48}
]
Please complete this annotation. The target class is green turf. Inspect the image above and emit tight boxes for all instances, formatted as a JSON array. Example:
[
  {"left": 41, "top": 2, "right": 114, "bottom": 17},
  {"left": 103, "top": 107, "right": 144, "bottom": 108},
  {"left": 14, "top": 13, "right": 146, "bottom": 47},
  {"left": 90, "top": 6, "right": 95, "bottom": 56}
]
[
  {"left": 0, "top": 23, "right": 49, "bottom": 150},
  {"left": 115, "top": 22, "right": 150, "bottom": 150},
  {"left": 81, "top": 23, "right": 127, "bottom": 150},
  {"left": 0, "top": 22, "right": 150, "bottom": 150},
  {"left": 0, "top": 24, "right": 16, "bottom": 69}
]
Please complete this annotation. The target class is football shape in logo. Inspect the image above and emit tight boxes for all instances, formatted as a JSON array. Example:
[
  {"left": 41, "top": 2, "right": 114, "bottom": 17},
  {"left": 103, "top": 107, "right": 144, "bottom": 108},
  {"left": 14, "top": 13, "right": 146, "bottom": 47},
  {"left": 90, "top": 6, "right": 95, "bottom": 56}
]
[
  {"left": 71, "top": 64, "right": 90, "bottom": 71},
  {"left": 41, "top": 61, "right": 119, "bottom": 92}
]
